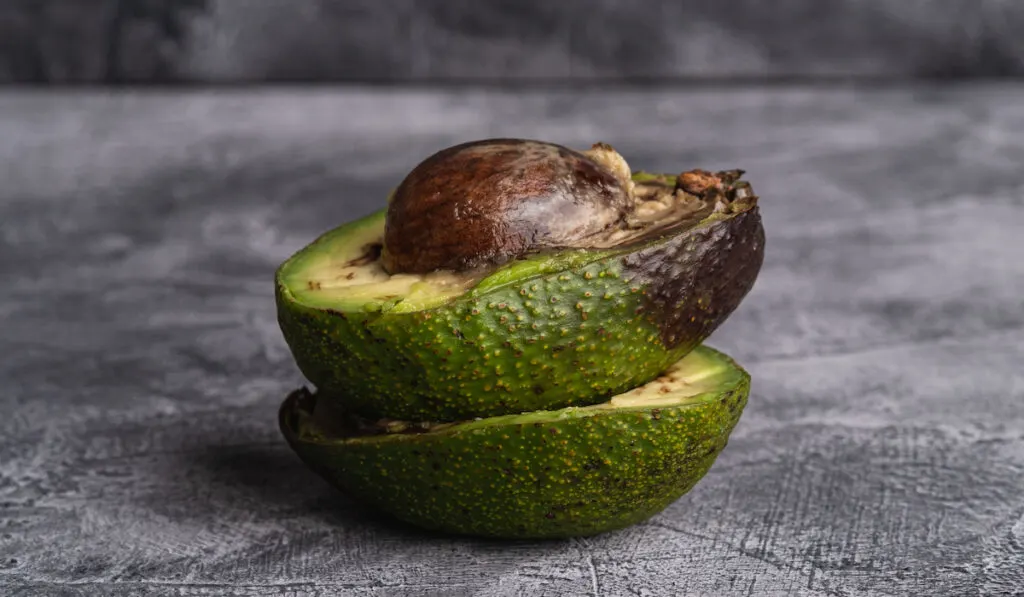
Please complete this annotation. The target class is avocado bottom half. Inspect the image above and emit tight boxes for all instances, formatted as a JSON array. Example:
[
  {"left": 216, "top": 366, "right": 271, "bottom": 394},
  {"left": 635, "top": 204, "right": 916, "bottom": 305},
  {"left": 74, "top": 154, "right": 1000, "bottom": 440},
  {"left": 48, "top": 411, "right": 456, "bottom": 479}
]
[{"left": 279, "top": 345, "right": 750, "bottom": 539}]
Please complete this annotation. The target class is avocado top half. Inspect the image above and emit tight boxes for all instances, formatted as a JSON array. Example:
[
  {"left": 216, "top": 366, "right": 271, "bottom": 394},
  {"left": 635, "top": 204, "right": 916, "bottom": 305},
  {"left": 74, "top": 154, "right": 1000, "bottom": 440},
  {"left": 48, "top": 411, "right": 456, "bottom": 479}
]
[{"left": 275, "top": 139, "right": 764, "bottom": 422}]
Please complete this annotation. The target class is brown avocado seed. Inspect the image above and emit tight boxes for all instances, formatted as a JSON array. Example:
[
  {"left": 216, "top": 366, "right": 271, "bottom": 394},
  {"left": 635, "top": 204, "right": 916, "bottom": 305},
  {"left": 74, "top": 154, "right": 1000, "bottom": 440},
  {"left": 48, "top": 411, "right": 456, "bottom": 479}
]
[{"left": 381, "top": 139, "right": 637, "bottom": 275}]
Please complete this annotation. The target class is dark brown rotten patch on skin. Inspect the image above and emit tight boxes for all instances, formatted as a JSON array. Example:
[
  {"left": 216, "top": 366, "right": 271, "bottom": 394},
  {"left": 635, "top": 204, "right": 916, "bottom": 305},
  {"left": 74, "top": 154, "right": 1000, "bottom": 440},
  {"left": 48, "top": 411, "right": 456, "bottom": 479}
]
[
  {"left": 621, "top": 178, "right": 765, "bottom": 349},
  {"left": 382, "top": 139, "right": 633, "bottom": 274}
]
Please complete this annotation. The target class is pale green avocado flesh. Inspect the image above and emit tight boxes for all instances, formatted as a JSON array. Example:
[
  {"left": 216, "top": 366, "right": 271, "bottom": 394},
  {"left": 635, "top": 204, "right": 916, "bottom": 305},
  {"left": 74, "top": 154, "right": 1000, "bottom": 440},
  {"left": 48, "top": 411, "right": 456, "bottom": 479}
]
[{"left": 279, "top": 345, "right": 750, "bottom": 539}]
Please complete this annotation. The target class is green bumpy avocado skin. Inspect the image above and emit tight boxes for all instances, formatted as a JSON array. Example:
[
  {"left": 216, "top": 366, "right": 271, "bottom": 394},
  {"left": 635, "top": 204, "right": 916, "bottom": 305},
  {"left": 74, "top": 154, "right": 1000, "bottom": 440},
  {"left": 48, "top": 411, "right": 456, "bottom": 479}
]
[
  {"left": 279, "top": 346, "right": 750, "bottom": 539},
  {"left": 275, "top": 174, "right": 764, "bottom": 421}
]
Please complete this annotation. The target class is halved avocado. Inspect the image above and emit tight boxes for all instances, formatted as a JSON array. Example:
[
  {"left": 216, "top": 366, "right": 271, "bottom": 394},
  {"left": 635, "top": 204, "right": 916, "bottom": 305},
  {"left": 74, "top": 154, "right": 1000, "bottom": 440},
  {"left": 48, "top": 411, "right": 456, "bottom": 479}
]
[
  {"left": 276, "top": 143, "right": 764, "bottom": 421},
  {"left": 279, "top": 345, "right": 750, "bottom": 539}
]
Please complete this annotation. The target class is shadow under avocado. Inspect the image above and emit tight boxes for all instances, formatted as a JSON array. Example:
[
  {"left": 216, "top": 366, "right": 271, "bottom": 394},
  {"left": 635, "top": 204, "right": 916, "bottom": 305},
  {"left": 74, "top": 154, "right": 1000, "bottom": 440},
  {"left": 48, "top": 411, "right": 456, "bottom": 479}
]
[
  {"left": 187, "top": 425, "right": 557, "bottom": 545},
  {"left": 211, "top": 441, "right": 591, "bottom": 551},
  {"left": 188, "top": 439, "right": 381, "bottom": 527}
]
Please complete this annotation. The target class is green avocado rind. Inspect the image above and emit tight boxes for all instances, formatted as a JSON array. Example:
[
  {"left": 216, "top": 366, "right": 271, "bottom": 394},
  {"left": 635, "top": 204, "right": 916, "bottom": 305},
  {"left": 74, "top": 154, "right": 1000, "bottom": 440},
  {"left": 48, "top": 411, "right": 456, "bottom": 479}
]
[
  {"left": 276, "top": 174, "right": 764, "bottom": 422},
  {"left": 279, "top": 346, "right": 750, "bottom": 539}
]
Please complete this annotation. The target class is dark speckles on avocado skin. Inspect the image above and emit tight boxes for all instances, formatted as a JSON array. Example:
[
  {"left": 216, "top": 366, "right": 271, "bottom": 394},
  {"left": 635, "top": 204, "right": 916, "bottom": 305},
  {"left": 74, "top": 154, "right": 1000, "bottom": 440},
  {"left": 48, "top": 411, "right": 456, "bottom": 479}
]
[{"left": 279, "top": 346, "right": 751, "bottom": 539}]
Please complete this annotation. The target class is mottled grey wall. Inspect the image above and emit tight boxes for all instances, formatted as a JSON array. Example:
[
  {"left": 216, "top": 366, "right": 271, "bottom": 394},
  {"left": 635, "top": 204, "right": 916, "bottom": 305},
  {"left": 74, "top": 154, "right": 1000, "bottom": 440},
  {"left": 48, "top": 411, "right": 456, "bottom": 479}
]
[{"left": 2, "top": 0, "right": 1023, "bottom": 83}]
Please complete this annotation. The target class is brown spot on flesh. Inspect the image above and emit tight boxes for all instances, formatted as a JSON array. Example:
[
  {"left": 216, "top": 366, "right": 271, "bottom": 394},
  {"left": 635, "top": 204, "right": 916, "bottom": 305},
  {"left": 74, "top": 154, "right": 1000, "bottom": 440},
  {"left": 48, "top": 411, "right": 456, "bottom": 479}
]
[{"left": 346, "top": 243, "right": 383, "bottom": 267}]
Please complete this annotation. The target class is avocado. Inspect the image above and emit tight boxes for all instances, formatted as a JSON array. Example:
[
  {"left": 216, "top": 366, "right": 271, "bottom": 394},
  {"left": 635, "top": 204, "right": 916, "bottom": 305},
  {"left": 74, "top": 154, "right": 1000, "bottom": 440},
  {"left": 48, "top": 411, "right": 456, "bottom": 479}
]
[
  {"left": 279, "top": 345, "right": 750, "bottom": 539},
  {"left": 275, "top": 140, "right": 764, "bottom": 421}
]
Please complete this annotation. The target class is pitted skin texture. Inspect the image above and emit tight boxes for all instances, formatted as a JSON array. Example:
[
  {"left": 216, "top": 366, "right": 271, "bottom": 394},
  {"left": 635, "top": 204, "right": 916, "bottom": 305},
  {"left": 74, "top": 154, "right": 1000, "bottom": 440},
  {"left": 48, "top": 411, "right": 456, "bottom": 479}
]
[{"left": 382, "top": 139, "right": 633, "bottom": 274}]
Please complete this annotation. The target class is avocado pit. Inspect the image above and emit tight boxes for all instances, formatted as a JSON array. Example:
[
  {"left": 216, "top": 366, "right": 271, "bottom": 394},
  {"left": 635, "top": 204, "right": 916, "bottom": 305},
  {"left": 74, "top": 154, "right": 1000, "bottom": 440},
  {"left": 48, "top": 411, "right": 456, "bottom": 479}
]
[{"left": 381, "top": 138, "right": 756, "bottom": 276}]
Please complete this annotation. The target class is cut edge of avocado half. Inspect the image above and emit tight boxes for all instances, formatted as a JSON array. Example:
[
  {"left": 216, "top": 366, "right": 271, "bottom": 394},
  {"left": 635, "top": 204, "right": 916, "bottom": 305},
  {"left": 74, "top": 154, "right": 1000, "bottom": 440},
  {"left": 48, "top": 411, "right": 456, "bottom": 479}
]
[
  {"left": 279, "top": 345, "right": 750, "bottom": 539},
  {"left": 276, "top": 171, "right": 756, "bottom": 316},
  {"left": 288, "top": 343, "right": 745, "bottom": 440}
]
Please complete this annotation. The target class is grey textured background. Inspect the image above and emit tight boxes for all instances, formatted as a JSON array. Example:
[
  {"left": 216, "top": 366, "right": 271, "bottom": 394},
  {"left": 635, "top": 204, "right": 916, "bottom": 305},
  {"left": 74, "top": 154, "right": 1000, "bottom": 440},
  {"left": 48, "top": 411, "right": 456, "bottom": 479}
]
[
  {"left": 2, "top": 84, "right": 1023, "bottom": 595},
  {"left": 2, "top": 0, "right": 1024, "bottom": 83}
]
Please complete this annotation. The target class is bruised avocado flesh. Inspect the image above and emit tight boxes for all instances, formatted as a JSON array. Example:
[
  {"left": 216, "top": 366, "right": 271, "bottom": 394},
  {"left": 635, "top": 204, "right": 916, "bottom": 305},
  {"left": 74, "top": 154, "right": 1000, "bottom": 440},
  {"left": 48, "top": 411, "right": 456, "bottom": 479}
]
[
  {"left": 279, "top": 345, "right": 750, "bottom": 539},
  {"left": 275, "top": 145, "right": 764, "bottom": 422}
]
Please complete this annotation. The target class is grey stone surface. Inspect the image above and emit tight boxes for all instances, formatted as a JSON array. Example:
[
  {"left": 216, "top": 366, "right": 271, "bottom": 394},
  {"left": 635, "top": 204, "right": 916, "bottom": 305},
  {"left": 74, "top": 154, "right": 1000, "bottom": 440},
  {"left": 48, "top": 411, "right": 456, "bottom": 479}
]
[
  {"left": 2, "top": 0, "right": 1024, "bottom": 83},
  {"left": 2, "top": 84, "right": 1024, "bottom": 595}
]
